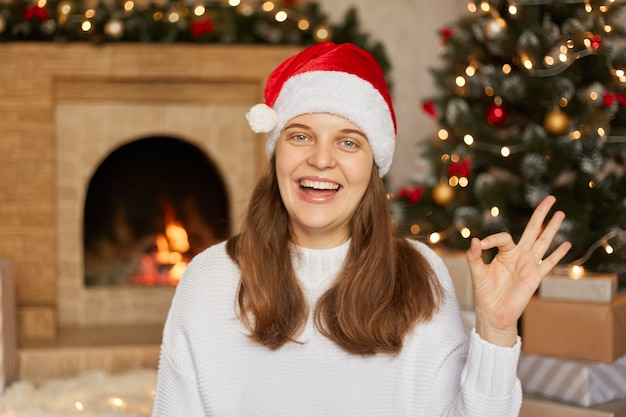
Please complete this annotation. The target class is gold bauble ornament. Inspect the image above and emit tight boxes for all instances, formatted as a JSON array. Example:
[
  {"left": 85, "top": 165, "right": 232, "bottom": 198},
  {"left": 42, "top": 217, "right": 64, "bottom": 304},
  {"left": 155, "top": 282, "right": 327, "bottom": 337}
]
[
  {"left": 544, "top": 108, "right": 569, "bottom": 136},
  {"left": 432, "top": 181, "right": 455, "bottom": 206}
]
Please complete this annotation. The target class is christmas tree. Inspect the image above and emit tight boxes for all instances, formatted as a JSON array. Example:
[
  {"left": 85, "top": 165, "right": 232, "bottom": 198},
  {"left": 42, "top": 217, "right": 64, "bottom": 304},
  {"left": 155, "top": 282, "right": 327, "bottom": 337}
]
[{"left": 395, "top": 0, "right": 626, "bottom": 283}]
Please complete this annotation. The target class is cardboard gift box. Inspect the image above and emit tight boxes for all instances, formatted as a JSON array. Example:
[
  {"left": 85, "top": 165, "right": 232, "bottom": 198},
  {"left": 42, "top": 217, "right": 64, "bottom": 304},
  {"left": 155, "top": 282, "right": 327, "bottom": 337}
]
[
  {"left": 539, "top": 270, "right": 618, "bottom": 303},
  {"left": 518, "top": 353, "right": 626, "bottom": 407},
  {"left": 522, "top": 295, "right": 626, "bottom": 363}
]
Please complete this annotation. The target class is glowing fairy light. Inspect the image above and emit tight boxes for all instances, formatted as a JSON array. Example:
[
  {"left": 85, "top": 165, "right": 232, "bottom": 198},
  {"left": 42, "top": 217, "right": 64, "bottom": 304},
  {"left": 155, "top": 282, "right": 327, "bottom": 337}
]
[
  {"left": 465, "top": 65, "right": 476, "bottom": 76},
  {"left": 228, "top": 0, "right": 240, "bottom": 6},
  {"left": 458, "top": 177, "right": 469, "bottom": 187},
  {"left": 568, "top": 264, "right": 585, "bottom": 278},
  {"left": 589, "top": 180, "right": 596, "bottom": 188},
  {"left": 275, "top": 10, "right": 288, "bottom": 22},
  {"left": 438, "top": 129, "right": 449, "bottom": 140},
  {"left": 82, "top": 20, "right": 92, "bottom": 31},
  {"left": 429, "top": 232, "right": 442, "bottom": 244},
  {"left": 597, "top": 127, "right": 606, "bottom": 137},
  {"left": 168, "top": 11, "right": 180, "bottom": 23},
  {"left": 544, "top": 56, "right": 555, "bottom": 66},
  {"left": 460, "top": 227, "right": 471, "bottom": 238},
  {"left": 194, "top": 5, "right": 205, "bottom": 16},
  {"left": 298, "top": 19, "right": 310, "bottom": 30},
  {"left": 501, "top": 64, "right": 511, "bottom": 74},
  {"left": 570, "top": 130, "right": 582, "bottom": 140},
  {"left": 500, "top": 146, "right": 511, "bottom": 157},
  {"left": 58, "top": 1, "right": 71, "bottom": 14},
  {"left": 508, "top": 5, "right": 518, "bottom": 15},
  {"left": 75, "top": 402, "right": 84, "bottom": 411},
  {"left": 603, "top": 242, "right": 614, "bottom": 255},
  {"left": 123, "top": 0, "right": 134, "bottom": 12},
  {"left": 480, "top": 1, "right": 490, "bottom": 12},
  {"left": 262, "top": 1, "right": 275, "bottom": 12},
  {"left": 455, "top": 76, "right": 466, "bottom": 87},
  {"left": 490, "top": 206, "right": 500, "bottom": 217},
  {"left": 468, "top": 2, "right": 477, "bottom": 13},
  {"left": 463, "top": 134, "right": 474, "bottom": 145},
  {"left": 410, "top": 224, "right": 421, "bottom": 235}
]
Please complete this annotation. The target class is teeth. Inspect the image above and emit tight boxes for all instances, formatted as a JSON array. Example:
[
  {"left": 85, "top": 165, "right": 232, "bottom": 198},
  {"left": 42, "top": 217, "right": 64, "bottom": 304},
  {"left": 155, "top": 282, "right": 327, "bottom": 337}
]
[{"left": 300, "top": 179, "right": 339, "bottom": 190}]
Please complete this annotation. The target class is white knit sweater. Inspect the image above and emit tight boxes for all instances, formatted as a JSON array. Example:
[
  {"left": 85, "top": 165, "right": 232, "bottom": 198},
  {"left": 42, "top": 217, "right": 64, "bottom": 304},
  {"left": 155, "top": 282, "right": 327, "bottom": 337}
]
[{"left": 152, "top": 239, "right": 522, "bottom": 416}]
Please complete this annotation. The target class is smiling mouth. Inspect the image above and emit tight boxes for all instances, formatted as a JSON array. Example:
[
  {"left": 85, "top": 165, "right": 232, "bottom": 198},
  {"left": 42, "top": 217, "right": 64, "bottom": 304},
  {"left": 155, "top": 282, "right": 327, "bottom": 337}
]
[{"left": 299, "top": 179, "right": 340, "bottom": 192}]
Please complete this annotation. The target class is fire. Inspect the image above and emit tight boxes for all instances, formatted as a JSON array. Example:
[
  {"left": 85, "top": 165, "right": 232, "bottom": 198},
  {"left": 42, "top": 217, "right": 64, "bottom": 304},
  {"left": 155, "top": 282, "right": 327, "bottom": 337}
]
[{"left": 131, "top": 219, "right": 191, "bottom": 286}]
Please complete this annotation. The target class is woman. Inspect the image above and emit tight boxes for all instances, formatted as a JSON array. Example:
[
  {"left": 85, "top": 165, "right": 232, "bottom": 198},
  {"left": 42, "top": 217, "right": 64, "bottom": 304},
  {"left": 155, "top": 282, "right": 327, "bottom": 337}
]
[{"left": 151, "top": 42, "right": 571, "bottom": 416}]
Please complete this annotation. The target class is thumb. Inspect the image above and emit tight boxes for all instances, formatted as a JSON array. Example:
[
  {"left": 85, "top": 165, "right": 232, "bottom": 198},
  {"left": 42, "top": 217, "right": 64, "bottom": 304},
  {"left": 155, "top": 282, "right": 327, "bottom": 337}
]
[{"left": 466, "top": 237, "right": 483, "bottom": 266}]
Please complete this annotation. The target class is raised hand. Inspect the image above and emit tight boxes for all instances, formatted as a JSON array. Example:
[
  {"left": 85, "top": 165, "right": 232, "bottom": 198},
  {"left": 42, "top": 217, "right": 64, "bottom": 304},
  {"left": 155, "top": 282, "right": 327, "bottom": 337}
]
[{"left": 465, "top": 195, "right": 572, "bottom": 347}]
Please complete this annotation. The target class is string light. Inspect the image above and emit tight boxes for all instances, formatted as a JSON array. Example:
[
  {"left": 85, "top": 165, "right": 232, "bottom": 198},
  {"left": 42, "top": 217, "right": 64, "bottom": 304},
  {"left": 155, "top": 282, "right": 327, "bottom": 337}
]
[{"left": 568, "top": 229, "right": 625, "bottom": 269}]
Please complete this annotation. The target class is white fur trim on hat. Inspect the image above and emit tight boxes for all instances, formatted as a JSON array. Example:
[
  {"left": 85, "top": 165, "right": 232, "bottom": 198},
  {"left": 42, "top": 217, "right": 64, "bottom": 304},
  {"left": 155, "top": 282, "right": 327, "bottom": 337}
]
[
  {"left": 245, "top": 103, "right": 278, "bottom": 133},
  {"left": 255, "top": 70, "right": 395, "bottom": 176}
]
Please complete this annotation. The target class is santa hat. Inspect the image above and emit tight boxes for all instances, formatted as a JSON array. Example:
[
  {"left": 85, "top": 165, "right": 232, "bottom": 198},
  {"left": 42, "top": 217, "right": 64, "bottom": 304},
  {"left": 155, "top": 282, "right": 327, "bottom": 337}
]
[{"left": 245, "top": 42, "right": 397, "bottom": 177}]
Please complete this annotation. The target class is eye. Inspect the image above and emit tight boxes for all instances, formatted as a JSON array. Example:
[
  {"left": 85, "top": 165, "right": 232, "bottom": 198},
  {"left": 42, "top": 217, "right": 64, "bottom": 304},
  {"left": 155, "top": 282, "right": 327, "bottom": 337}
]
[
  {"left": 290, "top": 133, "right": 309, "bottom": 142},
  {"left": 339, "top": 139, "right": 359, "bottom": 149}
]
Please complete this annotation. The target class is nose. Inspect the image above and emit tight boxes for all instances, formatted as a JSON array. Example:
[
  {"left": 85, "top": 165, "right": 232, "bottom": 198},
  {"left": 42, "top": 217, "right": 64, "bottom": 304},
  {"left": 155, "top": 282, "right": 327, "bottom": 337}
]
[{"left": 307, "top": 140, "right": 336, "bottom": 170}]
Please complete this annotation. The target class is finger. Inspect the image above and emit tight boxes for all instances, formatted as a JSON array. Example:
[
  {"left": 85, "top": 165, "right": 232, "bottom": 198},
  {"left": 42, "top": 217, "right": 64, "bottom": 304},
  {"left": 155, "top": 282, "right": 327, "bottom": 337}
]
[
  {"left": 518, "top": 195, "right": 557, "bottom": 250},
  {"left": 479, "top": 232, "right": 516, "bottom": 252},
  {"left": 538, "top": 241, "right": 572, "bottom": 276},
  {"left": 533, "top": 210, "right": 566, "bottom": 261},
  {"left": 466, "top": 238, "right": 484, "bottom": 265}
]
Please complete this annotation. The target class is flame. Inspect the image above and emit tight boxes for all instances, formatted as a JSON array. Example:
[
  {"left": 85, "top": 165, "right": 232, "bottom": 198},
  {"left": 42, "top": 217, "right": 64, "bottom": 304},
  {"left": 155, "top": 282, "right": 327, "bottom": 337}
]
[{"left": 132, "top": 218, "right": 190, "bottom": 286}]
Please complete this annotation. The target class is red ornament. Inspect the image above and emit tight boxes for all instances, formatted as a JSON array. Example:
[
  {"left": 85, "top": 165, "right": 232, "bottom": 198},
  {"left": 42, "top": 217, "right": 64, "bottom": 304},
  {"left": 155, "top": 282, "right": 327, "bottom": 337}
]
[
  {"left": 603, "top": 92, "right": 626, "bottom": 106},
  {"left": 24, "top": 5, "right": 48, "bottom": 21},
  {"left": 422, "top": 99, "right": 438, "bottom": 118},
  {"left": 590, "top": 34, "right": 602, "bottom": 50},
  {"left": 190, "top": 17, "right": 214, "bottom": 37},
  {"left": 440, "top": 27, "right": 454, "bottom": 46},
  {"left": 397, "top": 185, "right": 425, "bottom": 204},
  {"left": 448, "top": 159, "right": 472, "bottom": 178},
  {"left": 486, "top": 103, "right": 507, "bottom": 126}
]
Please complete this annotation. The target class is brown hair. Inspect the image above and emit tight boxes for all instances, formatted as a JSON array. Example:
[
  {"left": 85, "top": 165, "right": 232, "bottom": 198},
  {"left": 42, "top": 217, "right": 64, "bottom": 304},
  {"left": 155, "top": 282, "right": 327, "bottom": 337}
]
[{"left": 226, "top": 159, "right": 442, "bottom": 355}]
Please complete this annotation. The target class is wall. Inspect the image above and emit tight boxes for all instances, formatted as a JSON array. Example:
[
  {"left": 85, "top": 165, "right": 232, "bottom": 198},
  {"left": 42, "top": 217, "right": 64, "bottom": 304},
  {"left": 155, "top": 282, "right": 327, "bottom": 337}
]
[{"left": 315, "top": 0, "right": 468, "bottom": 190}]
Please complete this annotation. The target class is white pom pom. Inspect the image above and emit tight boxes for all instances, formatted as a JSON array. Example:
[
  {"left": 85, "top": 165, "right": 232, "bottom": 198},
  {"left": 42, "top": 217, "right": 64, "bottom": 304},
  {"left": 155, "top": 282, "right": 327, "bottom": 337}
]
[{"left": 245, "top": 103, "right": 278, "bottom": 133}]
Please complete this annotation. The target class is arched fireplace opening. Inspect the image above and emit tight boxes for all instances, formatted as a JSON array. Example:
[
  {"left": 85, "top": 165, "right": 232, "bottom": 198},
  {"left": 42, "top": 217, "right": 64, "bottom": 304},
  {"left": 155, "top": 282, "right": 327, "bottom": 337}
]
[{"left": 83, "top": 136, "right": 230, "bottom": 287}]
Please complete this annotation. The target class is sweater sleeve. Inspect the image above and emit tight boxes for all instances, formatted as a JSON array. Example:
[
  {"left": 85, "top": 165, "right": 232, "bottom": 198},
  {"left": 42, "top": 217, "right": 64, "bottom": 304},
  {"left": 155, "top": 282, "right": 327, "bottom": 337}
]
[
  {"left": 451, "top": 330, "right": 523, "bottom": 416},
  {"left": 415, "top": 240, "right": 522, "bottom": 417}
]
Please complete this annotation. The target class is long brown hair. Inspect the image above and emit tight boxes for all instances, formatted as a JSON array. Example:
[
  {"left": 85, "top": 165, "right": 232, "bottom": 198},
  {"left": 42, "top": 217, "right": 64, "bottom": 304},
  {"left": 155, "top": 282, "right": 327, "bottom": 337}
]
[{"left": 226, "top": 159, "right": 442, "bottom": 355}]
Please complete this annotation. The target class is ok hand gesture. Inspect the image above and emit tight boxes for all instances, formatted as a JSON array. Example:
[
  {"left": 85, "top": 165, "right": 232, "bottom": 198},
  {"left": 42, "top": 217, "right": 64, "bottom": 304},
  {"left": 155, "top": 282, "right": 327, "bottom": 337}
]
[{"left": 466, "top": 195, "right": 572, "bottom": 347}]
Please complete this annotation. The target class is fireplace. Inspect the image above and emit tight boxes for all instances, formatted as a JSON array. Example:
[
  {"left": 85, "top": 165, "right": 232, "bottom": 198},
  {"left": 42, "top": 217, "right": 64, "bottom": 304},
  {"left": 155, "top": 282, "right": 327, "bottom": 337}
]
[
  {"left": 0, "top": 43, "right": 301, "bottom": 345},
  {"left": 83, "top": 136, "right": 229, "bottom": 287}
]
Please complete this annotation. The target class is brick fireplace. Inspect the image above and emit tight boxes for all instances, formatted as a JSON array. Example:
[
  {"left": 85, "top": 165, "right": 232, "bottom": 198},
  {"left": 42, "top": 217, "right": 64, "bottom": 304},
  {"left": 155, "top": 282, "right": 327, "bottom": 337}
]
[{"left": 0, "top": 43, "right": 300, "bottom": 380}]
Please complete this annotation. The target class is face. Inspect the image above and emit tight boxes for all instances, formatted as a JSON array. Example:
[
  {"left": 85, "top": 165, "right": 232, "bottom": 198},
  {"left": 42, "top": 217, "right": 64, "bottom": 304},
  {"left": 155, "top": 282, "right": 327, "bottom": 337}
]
[{"left": 275, "top": 113, "right": 374, "bottom": 249}]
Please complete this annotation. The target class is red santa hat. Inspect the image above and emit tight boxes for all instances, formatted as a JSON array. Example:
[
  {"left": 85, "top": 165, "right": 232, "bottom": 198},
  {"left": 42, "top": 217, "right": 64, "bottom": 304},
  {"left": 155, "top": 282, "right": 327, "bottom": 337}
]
[{"left": 245, "top": 42, "right": 397, "bottom": 177}]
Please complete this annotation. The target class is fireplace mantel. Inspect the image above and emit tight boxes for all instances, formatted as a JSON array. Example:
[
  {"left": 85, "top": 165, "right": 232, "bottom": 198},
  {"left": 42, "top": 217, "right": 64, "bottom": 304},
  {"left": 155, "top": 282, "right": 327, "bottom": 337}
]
[{"left": 0, "top": 43, "right": 301, "bottom": 342}]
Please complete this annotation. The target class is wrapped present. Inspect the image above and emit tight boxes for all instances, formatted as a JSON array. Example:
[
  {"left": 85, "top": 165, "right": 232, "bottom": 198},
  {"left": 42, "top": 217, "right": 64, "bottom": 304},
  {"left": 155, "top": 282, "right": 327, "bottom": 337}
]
[
  {"left": 519, "top": 353, "right": 626, "bottom": 407},
  {"left": 522, "top": 295, "right": 626, "bottom": 363},
  {"left": 539, "top": 268, "right": 618, "bottom": 303},
  {"left": 0, "top": 261, "right": 18, "bottom": 392}
]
